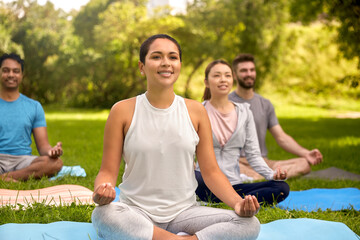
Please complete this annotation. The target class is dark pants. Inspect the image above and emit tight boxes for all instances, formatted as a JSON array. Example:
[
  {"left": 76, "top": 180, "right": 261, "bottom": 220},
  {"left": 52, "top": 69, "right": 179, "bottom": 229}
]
[{"left": 195, "top": 170, "right": 290, "bottom": 205}]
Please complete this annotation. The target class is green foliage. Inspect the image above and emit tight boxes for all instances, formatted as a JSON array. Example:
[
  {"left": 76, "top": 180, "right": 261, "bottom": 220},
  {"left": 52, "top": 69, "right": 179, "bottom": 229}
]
[
  {"left": 0, "top": 5, "right": 23, "bottom": 55},
  {"left": 4, "top": 0, "right": 72, "bottom": 103},
  {"left": 332, "top": 1, "right": 360, "bottom": 63},
  {"left": 0, "top": 0, "right": 358, "bottom": 107},
  {"left": 260, "top": 23, "right": 360, "bottom": 109},
  {"left": 73, "top": 0, "right": 116, "bottom": 48},
  {"left": 290, "top": 0, "right": 360, "bottom": 67},
  {"left": 68, "top": 0, "right": 188, "bottom": 107},
  {"left": 175, "top": 0, "right": 288, "bottom": 98}
]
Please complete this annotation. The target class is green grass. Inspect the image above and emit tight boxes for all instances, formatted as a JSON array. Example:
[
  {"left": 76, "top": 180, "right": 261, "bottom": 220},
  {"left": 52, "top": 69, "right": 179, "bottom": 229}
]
[{"left": 0, "top": 105, "right": 359, "bottom": 235}]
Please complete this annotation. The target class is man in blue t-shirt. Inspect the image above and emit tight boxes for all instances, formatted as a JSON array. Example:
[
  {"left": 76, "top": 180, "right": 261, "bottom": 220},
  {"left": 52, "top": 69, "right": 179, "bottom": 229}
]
[
  {"left": 0, "top": 53, "right": 63, "bottom": 181},
  {"left": 229, "top": 53, "right": 323, "bottom": 179}
]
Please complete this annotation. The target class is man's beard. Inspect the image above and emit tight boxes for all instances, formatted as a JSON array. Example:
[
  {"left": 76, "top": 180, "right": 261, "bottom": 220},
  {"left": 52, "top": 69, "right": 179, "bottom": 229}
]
[{"left": 237, "top": 76, "right": 255, "bottom": 89}]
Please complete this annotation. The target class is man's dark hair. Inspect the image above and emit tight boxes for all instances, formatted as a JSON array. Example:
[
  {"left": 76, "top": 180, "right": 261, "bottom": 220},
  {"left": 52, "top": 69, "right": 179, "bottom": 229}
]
[
  {"left": 0, "top": 53, "right": 24, "bottom": 72},
  {"left": 232, "top": 53, "right": 255, "bottom": 72},
  {"left": 139, "top": 34, "right": 182, "bottom": 64}
]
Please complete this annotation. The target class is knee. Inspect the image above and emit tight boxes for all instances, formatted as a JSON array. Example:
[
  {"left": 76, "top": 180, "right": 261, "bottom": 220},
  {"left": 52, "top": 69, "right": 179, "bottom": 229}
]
[
  {"left": 244, "top": 216, "right": 261, "bottom": 240},
  {"left": 92, "top": 205, "right": 112, "bottom": 238},
  {"left": 36, "top": 156, "right": 63, "bottom": 176},
  {"left": 92, "top": 203, "right": 153, "bottom": 240},
  {"left": 277, "top": 181, "right": 290, "bottom": 201},
  {"left": 266, "top": 181, "right": 290, "bottom": 204},
  {"left": 92, "top": 204, "right": 120, "bottom": 232},
  {"left": 55, "top": 158, "right": 63, "bottom": 172},
  {"left": 45, "top": 156, "right": 63, "bottom": 174},
  {"left": 92, "top": 204, "right": 111, "bottom": 225},
  {"left": 225, "top": 215, "right": 260, "bottom": 240},
  {"left": 92, "top": 203, "right": 136, "bottom": 227}
]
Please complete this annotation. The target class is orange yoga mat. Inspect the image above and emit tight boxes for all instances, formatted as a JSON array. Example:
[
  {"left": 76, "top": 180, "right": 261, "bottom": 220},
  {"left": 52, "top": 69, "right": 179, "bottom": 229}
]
[{"left": 0, "top": 184, "right": 94, "bottom": 207}]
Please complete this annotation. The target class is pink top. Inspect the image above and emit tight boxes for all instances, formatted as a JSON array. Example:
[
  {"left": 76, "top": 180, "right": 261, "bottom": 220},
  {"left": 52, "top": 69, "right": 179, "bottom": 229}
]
[{"left": 205, "top": 102, "right": 237, "bottom": 147}]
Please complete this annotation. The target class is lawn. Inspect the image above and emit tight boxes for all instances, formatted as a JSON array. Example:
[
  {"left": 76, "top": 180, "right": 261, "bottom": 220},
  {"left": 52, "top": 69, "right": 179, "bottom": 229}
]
[{"left": 1, "top": 104, "right": 359, "bottom": 235}]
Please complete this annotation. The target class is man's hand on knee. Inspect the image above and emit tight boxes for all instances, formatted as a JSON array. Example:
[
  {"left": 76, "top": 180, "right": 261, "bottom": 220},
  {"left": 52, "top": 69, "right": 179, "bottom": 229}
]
[
  {"left": 305, "top": 149, "right": 323, "bottom": 165},
  {"left": 48, "top": 142, "right": 63, "bottom": 158}
]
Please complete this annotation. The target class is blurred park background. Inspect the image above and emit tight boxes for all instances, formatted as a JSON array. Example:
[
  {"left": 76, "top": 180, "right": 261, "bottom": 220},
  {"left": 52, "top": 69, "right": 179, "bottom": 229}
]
[{"left": 0, "top": 0, "right": 359, "bottom": 111}]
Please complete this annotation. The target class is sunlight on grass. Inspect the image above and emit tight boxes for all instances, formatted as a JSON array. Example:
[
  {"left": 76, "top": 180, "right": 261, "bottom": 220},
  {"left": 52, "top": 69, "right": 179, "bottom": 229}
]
[
  {"left": 45, "top": 110, "right": 109, "bottom": 120},
  {"left": 269, "top": 101, "right": 360, "bottom": 119},
  {"left": 329, "top": 136, "right": 360, "bottom": 147},
  {"left": 259, "top": 86, "right": 360, "bottom": 118},
  {"left": 273, "top": 104, "right": 335, "bottom": 118}
]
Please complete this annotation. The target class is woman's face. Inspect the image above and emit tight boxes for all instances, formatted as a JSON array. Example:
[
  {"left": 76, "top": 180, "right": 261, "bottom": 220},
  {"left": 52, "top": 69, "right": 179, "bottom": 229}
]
[
  {"left": 139, "top": 38, "right": 181, "bottom": 90},
  {"left": 205, "top": 63, "right": 233, "bottom": 98}
]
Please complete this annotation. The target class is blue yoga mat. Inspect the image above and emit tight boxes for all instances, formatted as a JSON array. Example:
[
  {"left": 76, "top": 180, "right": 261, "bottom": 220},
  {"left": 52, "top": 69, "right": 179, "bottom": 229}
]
[
  {"left": 114, "top": 187, "right": 360, "bottom": 212},
  {"left": 257, "top": 218, "right": 359, "bottom": 240},
  {"left": 113, "top": 186, "right": 121, "bottom": 202},
  {"left": 112, "top": 187, "right": 360, "bottom": 211},
  {"left": 0, "top": 221, "right": 99, "bottom": 240},
  {"left": 0, "top": 218, "right": 358, "bottom": 240},
  {"left": 278, "top": 188, "right": 360, "bottom": 211}
]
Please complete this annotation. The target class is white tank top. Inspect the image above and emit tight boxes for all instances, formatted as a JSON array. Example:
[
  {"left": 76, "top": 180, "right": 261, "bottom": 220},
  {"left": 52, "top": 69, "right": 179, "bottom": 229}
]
[{"left": 120, "top": 93, "right": 199, "bottom": 223}]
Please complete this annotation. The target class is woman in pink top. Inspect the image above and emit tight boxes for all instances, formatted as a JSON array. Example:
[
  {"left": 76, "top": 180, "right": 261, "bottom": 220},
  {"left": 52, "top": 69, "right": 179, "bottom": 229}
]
[{"left": 195, "top": 59, "right": 289, "bottom": 205}]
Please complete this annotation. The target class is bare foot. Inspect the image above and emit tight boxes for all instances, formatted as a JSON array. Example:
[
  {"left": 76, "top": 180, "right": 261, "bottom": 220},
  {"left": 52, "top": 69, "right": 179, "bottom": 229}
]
[{"left": 0, "top": 174, "right": 19, "bottom": 182}]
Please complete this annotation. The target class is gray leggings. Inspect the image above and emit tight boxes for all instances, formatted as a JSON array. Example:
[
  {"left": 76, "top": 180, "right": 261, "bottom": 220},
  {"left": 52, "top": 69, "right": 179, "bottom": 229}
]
[{"left": 92, "top": 202, "right": 260, "bottom": 240}]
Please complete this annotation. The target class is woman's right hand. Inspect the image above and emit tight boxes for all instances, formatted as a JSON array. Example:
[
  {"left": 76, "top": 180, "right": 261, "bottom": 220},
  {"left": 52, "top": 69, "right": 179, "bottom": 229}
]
[
  {"left": 234, "top": 195, "right": 260, "bottom": 217},
  {"left": 273, "top": 167, "right": 287, "bottom": 180},
  {"left": 93, "top": 182, "right": 116, "bottom": 205}
]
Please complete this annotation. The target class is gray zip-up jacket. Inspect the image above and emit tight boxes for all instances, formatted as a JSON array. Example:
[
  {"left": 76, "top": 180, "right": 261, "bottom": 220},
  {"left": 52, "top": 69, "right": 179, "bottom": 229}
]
[{"left": 196, "top": 101, "right": 275, "bottom": 184}]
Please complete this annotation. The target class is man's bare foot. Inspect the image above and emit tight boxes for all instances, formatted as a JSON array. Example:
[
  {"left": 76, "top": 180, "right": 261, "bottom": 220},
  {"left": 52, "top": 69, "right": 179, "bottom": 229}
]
[{"left": 0, "top": 174, "right": 19, "bottom": 182}]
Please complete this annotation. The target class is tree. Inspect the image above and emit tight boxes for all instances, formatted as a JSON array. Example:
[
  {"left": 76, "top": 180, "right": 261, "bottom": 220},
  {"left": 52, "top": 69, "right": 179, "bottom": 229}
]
[
  {"left": 174, "top": 0, "right": 288, "bottom": 98},
  {"left": 73, "top": 0, "right": 116, "bottom": 48},
  {"left": 290, "top": 0, "right": 360, "bottom": 67},
  {"left": 65, "top": 0, "right": 187, "bottom": 107},
  {"left": 0, "top": 4, "right": 23, "bottom": 55},
  {"left": 7, "top": 0, "right": 71, "bottom": 103}
]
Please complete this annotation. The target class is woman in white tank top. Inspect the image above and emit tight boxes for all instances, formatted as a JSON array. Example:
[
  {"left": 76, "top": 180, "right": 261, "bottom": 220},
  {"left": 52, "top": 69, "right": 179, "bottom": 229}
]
[{"left": 91, "top": 34, "right": 261, "bottom": 240}]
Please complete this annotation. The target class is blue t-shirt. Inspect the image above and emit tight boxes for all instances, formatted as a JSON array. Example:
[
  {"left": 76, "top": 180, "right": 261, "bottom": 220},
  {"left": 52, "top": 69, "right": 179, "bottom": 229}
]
[{"left": 0, "top": 94, "right": 46, "bottom": 155}]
